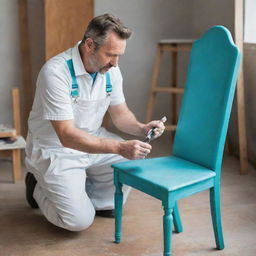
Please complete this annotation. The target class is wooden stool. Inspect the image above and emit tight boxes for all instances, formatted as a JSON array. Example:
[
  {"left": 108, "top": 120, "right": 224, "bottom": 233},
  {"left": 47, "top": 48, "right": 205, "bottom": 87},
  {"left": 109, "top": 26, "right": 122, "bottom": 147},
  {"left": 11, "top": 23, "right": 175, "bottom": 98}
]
[
  {"left": 0, "top": 88, "right": 26, "bottom": 183},
  {"left": 146, "top": 39, "right": 194, "bottom": 132}
]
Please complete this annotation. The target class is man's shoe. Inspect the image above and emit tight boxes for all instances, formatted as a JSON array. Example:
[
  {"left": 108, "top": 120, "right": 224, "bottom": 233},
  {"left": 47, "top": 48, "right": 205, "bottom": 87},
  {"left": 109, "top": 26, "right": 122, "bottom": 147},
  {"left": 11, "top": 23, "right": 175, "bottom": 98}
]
[
  {"left": 96, "top": 209, "right": 115, "bottom": 218},
  {"left": 25, "top": 172, "right": 39, "bottom": 209}
]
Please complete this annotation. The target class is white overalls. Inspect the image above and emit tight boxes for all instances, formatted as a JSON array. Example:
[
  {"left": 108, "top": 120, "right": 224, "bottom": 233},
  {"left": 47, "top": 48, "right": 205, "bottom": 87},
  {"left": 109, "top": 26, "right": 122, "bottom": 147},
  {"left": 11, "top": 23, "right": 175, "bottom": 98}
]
[{"left": 25, "top": 42, "right": 130, "bottom": 231}]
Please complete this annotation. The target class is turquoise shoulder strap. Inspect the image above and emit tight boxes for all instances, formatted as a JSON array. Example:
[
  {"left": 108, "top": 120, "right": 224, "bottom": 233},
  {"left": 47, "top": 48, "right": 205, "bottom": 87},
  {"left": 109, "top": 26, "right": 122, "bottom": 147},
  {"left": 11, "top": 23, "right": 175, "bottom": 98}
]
[
  {"left": 106, "top": 72, "right": 112, "bottom": 94},
  {"left": 66, "top": 58, "right": 112, "bottom": 97},
  {"left": 66, "top": 59, "right": 79, "bottom": 98}
]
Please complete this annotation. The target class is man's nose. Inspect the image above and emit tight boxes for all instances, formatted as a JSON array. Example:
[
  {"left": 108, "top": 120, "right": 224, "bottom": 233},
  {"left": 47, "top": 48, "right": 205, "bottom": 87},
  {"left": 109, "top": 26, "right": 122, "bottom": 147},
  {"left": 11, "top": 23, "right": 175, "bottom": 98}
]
[{"left": 110, "top": 56, "right": 119, "bottom": 67}]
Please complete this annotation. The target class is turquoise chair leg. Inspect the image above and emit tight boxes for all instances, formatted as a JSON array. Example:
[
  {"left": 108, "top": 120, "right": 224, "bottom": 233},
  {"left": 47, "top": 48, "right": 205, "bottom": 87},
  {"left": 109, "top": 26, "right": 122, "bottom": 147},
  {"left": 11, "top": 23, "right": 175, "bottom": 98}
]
[
  {"left": 172, "top": 201, "right": 183, "bottom": 233},
  {"left": 114, "top": 182, "right": 123, "bottom": 243},
  {"left": 210, "top": 186, "right": 224, "bottom": 250},
  {"left": 163, "top": 207, "right": 173, "bottom": 256}
]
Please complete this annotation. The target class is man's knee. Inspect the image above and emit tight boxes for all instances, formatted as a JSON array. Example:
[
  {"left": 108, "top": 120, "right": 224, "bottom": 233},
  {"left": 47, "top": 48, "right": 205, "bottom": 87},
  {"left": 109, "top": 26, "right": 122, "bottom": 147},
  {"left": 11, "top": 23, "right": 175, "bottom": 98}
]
[{"left": 60, "top": 210, "right": 95, "bottom": 232}]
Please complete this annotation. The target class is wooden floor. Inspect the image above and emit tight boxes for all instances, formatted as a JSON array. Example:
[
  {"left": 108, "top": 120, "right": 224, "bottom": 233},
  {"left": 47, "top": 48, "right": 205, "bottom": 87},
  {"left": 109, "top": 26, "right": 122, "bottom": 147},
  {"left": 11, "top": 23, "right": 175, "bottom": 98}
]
[{"left": 0, "top": 133, "right": 256, "bottom": 256}]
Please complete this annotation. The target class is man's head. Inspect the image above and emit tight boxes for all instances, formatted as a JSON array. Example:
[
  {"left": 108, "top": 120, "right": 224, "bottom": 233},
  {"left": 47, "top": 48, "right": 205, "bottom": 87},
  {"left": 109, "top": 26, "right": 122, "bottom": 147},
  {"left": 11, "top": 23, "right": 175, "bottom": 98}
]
[{"left": 80, "top": 14, "right": 132, "bottom": 74}]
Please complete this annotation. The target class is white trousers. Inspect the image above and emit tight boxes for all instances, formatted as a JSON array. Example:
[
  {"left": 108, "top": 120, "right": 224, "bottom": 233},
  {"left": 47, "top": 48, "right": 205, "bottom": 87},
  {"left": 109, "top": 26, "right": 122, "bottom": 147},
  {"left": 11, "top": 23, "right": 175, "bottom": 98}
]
[{"left": 26, "top": 128, "right": 130, "bottom": 231}]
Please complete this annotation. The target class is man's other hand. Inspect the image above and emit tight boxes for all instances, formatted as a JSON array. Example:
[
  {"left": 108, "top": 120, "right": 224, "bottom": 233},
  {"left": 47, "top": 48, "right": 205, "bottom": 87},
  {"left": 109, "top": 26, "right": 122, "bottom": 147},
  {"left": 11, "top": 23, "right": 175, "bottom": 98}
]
[{"left": 118, "top": 140, "right": 152, "bottom": 160}]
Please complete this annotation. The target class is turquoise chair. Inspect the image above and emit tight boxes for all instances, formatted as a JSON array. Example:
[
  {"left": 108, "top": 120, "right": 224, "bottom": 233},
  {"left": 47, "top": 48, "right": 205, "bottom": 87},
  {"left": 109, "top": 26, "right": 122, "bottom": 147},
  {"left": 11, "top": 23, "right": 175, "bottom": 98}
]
[{"left": 112, "top": 26, "right": 241, "bottom": 256}]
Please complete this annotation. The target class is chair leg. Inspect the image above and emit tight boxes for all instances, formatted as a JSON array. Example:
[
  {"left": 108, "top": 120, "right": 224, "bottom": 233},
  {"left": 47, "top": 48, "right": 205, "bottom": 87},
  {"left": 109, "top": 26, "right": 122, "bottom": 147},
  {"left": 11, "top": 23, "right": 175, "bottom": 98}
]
[
  {"left": 114, "top": 182, "right": 123, "bottom": 244},
  {"left": 210, "top": 186, "right": 224, "bottom": 250},
  {"left": 163, "top": 207, "right": 173, "bottom": 256},
  {"left": 172, "top": 201, "right": 183, "bottom": 233}
]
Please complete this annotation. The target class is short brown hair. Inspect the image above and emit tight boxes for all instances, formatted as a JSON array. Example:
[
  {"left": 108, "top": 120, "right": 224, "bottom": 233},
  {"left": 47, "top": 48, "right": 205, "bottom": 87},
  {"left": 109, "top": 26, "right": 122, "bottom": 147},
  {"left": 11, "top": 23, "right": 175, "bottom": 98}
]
[{"left": 81, "top": 13, "right": 132, "bottom": 49}]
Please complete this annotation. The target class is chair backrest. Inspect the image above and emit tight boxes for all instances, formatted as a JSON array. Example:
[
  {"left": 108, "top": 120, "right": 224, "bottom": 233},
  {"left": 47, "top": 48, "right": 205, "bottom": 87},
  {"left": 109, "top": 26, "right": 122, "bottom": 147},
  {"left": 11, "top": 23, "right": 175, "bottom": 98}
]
[{"left": 172, "top": 26, "right": 241, "bottom": 172}]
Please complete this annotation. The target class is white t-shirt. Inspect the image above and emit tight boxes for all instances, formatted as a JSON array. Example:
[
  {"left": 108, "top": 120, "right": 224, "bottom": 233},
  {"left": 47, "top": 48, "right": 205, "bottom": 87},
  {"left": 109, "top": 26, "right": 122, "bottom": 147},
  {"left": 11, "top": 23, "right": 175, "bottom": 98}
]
[{"left": 27, "top": 42, "right": 125, "bottom": 145}]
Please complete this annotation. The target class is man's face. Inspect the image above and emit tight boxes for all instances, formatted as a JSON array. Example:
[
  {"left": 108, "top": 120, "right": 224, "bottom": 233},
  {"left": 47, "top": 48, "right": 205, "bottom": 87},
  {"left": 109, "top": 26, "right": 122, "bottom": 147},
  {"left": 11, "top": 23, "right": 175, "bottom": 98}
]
[{"left": 89, "top": 32, "right": 127, "bottom": 74}]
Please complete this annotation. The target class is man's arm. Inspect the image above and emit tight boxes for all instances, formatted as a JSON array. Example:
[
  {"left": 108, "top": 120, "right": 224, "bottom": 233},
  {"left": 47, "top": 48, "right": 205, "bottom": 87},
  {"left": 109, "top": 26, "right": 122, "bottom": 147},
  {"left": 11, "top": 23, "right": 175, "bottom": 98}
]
[
  {"left": 51, "top": 119, "right": 151, "bottom": 160},
  {"left": 108, "top": 102, "right": 165, "bottom": 138}
]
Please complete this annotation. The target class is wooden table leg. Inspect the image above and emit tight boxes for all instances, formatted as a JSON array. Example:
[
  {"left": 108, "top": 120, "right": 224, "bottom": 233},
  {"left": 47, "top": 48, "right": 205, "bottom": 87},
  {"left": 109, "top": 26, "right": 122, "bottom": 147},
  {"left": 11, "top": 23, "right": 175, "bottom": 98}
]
[{"left": 12, "top": 149, "right": 22, "bottom": 182}]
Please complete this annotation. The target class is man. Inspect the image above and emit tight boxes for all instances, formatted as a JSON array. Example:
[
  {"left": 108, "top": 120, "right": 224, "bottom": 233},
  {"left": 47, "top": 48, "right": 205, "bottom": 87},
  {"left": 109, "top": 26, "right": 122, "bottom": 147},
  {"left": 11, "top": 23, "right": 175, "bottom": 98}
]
[{"left": 25, "top": 13, "right": 165, "bottom": 231}]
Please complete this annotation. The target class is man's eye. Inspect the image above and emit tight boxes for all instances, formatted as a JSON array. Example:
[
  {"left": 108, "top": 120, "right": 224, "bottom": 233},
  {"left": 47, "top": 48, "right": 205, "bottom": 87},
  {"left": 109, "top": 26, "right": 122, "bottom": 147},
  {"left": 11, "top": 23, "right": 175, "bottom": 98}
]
[{"left": 106, "top": 53, "right": 117, "bottom": 57}]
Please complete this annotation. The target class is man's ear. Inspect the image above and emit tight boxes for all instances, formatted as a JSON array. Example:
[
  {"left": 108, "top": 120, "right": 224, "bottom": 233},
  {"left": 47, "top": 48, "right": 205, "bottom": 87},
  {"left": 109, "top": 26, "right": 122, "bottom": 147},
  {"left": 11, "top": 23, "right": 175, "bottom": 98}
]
[{"left": 85, "top": 38, "right": 95, "bottom": 52}]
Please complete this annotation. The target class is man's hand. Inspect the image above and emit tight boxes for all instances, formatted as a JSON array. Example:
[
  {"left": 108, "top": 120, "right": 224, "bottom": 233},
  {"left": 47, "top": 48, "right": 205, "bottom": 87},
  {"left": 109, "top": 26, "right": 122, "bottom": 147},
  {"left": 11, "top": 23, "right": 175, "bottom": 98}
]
[
  {"left": 143, "top": 119, "right": 166, "bottom": 140},
  {"left": 118, "top": 140, "right": 152, "bottom": 160}
]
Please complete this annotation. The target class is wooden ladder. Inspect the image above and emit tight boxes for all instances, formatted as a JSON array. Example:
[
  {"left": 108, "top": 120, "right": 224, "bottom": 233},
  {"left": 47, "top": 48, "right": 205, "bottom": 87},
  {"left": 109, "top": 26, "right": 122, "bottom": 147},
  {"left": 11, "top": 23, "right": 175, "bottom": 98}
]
[{"left": 146, "top": 39, "right": 194, "bottom": 132}]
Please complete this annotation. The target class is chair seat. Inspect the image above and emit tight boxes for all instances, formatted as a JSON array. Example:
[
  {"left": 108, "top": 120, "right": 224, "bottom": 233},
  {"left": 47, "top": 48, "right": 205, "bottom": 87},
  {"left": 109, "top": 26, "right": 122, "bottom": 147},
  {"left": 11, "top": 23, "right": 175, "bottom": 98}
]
[{"left": 112, "top": 156, "right": 215, "bottom": 193}]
